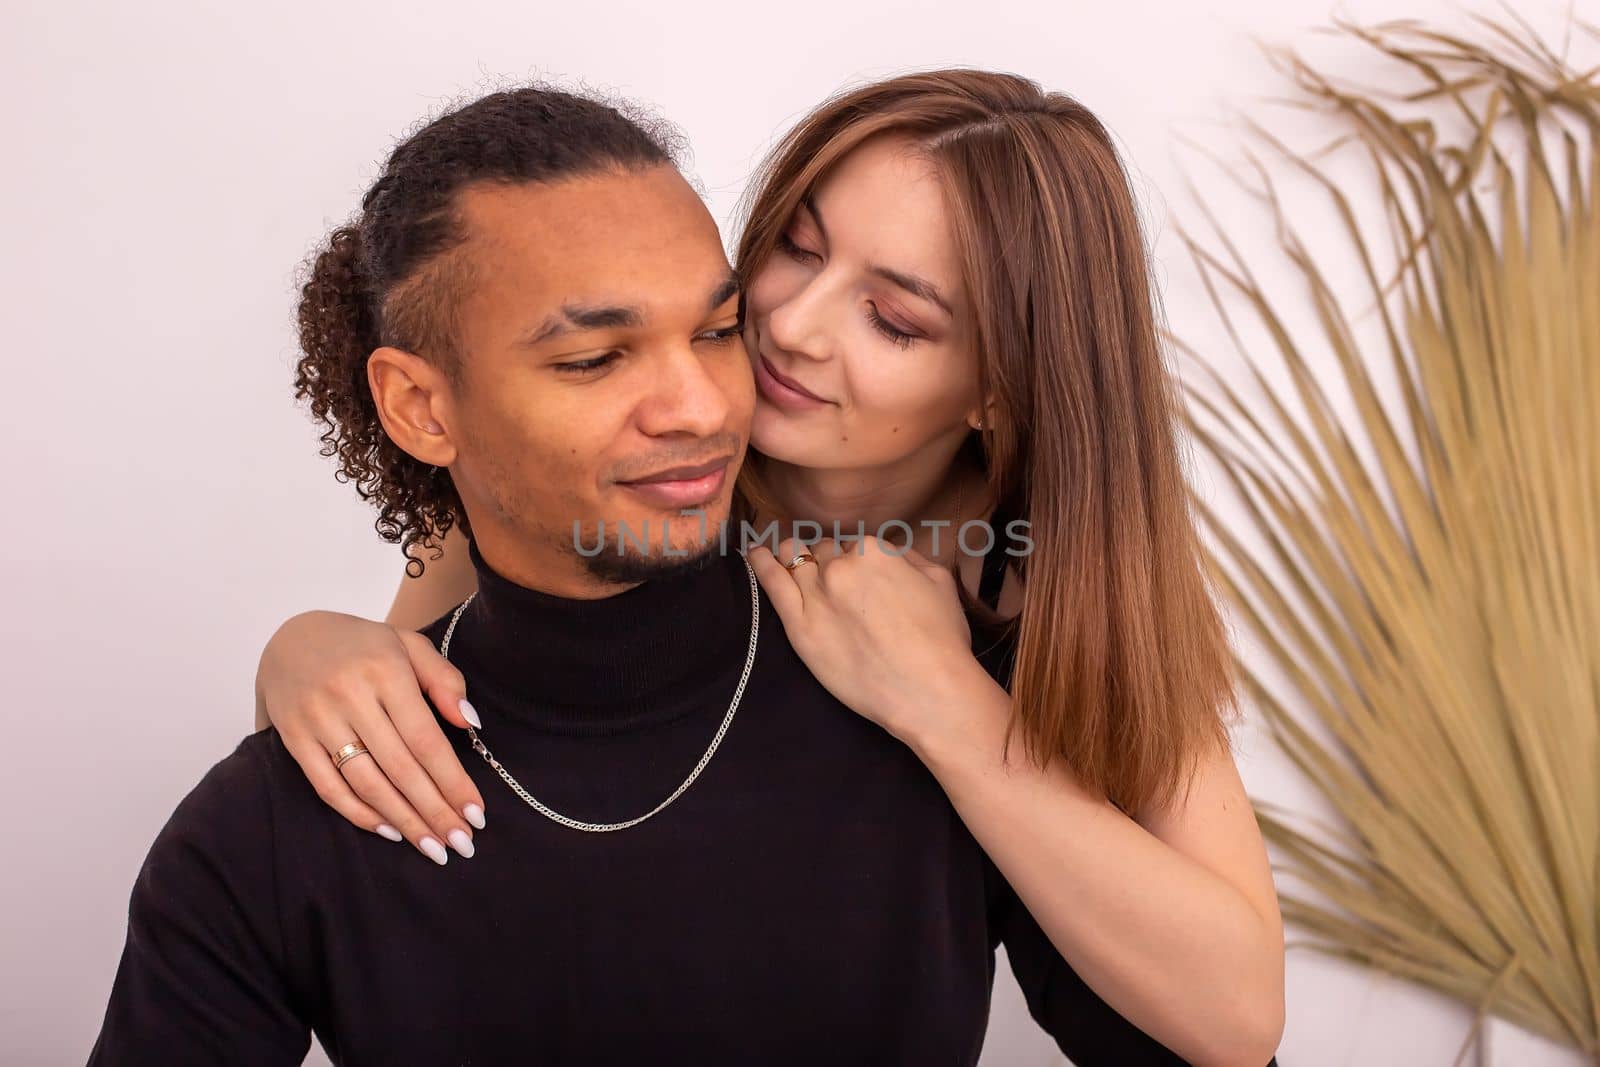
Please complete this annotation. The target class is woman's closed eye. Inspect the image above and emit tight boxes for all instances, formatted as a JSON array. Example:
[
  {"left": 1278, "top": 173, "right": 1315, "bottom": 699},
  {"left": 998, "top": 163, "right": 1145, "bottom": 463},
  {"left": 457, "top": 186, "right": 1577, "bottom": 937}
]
[
  {"left": 866, "top": 304, "right": 919, "bottom": 349},
  {"left": 776, "top": 232, "right": 920, "bottom": 348},
  {"left": 777, "top": 232, "right": 820, "bottom": 264}
]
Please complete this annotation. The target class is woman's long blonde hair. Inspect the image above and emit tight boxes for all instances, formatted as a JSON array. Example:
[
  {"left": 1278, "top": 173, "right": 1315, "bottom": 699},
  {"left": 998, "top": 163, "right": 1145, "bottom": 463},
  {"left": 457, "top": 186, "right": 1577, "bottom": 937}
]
[{"left": 735, "top": 69, "right": 1236, "bottom": 819}]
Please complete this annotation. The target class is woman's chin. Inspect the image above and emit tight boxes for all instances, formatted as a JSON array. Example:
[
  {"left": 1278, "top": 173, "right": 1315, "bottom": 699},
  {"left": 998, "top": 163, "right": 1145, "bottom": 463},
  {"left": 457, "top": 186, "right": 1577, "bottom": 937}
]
[{"left": 750, "top": 402, "right": 830, "bottom": 465}]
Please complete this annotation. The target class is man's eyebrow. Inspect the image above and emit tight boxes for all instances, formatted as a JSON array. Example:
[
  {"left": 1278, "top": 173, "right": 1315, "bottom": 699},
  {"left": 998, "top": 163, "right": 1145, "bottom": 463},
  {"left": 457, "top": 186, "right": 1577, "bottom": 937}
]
[
  {"left": 521, "top": 304, "right": 644, "bottom": 346},
  {"left": 707, "top": 272, "right": 741, "bottom": 313},
  {"left": 806, "top": 194, "right": 952, "bottom": 317},
  {"left": 519, "top": 273, "right": 740, "bottom": 348}
]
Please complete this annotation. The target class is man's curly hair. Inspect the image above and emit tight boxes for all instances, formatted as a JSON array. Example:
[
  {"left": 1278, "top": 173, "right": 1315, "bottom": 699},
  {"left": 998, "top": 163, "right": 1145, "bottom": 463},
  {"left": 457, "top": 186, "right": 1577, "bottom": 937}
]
[{"left": 293, "top": 85, "right": 683, "bottom": 576}]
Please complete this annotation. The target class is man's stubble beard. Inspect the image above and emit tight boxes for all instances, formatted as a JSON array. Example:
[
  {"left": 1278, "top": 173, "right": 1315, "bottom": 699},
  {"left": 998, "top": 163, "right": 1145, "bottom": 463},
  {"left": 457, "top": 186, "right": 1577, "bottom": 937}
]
[
  {"left": 577, "top": 528, "right": 722, "bottom": 584},
  {"left": 495, "top": 483, "right": 726, "bottom": 587},
  {"left": 474, "top": 437, "right": 729, "bottom": 585}
]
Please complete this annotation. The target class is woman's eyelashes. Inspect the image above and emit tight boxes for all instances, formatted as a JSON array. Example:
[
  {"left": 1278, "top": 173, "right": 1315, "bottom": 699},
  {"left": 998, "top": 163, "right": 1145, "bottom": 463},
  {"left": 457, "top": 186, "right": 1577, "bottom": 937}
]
[
  {"left": 776, "top": 231, "right": 818, "bottom": 264},
  {"left": 867, "top": 305, "right": 919, "bottom": 349},
  {"left": 776, "top": 231, "right": 921, "bottom": 350},
  {"left": 552, "top": 322, "right": 743, "bottom": 375}
]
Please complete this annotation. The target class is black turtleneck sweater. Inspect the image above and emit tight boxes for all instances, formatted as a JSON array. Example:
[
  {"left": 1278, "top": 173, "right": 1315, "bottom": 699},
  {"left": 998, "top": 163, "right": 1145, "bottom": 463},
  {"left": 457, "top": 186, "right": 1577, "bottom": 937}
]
[{"left": 89, "top": 538, "right": 1204, "bottom": 1066}]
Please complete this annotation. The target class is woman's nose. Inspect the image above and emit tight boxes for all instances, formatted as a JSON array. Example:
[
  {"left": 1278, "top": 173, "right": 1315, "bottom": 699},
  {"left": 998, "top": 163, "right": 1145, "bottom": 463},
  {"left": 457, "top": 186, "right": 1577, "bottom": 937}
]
[{"left": 762, "top": 275, "right": 836, "bottom": 364}]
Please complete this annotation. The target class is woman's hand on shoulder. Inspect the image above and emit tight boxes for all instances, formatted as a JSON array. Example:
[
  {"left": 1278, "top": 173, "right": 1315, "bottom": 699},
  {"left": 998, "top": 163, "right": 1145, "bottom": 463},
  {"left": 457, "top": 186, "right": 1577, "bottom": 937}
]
[
  {"left": 747, "top": 536, "right": 994, "bottom": 748},
  {"left": 255, "top": 610, "right": 487, "bottom": 866}
]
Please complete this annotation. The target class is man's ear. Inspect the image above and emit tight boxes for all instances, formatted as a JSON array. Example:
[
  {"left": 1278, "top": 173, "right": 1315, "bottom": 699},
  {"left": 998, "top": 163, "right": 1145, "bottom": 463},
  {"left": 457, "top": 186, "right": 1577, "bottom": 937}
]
[{"left": 367, "top": 346, "right": 457, "bottom": 466}]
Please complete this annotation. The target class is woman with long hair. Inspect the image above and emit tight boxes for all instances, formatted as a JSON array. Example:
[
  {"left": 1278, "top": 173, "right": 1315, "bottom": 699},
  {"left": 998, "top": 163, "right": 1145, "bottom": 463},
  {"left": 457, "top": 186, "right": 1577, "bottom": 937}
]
[{"left": 258, "top": 70, "right": 1284, "bottom": 1065}]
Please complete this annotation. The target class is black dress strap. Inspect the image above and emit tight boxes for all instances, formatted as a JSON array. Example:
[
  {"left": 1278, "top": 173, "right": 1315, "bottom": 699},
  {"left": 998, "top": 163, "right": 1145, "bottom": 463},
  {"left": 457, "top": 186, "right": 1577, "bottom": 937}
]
[{"left": 976, "top": 507, "right": 1012, "bottom": 611}]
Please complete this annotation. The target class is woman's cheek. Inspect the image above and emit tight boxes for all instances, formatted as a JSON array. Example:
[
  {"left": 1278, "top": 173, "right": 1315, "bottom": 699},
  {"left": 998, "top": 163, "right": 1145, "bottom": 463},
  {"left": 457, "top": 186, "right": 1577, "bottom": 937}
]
[
  {"left": 857, "top": 350, "right": 966, "bottom": 446},
  {"left": 745, "top": 261, "right": 801, "bottom": 320}
]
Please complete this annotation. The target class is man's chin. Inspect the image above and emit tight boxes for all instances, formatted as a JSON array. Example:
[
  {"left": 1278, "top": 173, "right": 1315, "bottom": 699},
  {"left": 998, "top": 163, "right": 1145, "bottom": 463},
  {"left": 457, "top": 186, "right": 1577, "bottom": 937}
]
[
  {"left": 579, "top": 537, "right": 723, "bottom": 585},
  {"left": 568, "top": 499, "right": 734, "bottom": 584}
]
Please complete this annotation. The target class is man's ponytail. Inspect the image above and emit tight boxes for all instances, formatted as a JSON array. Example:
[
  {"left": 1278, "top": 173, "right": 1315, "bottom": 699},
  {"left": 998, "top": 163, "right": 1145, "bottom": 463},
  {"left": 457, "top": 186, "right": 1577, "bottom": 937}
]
[{"left": 293, "top": 222, "right": 464, "bottom": 575}]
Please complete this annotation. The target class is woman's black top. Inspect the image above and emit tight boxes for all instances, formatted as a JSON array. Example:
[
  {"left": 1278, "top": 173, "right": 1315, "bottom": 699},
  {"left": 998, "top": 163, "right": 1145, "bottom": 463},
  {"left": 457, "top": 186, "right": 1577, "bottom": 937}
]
[{"left": 88, "top": 531, "right": 1261, "bottom": 1065}]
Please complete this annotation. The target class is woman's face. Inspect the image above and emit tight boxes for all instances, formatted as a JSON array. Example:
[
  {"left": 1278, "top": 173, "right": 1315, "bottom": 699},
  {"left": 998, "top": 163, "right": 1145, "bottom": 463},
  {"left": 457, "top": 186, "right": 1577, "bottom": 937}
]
[{"left": 743, "top": 135, "right": 980, "bottom": 474}]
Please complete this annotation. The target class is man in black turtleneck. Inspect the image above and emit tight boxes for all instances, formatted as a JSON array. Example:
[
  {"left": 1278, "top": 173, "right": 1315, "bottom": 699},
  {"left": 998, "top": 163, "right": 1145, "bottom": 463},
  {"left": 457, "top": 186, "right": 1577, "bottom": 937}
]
[{"left": 89, "top": 86, "right": 1194, "bottom": 1066}]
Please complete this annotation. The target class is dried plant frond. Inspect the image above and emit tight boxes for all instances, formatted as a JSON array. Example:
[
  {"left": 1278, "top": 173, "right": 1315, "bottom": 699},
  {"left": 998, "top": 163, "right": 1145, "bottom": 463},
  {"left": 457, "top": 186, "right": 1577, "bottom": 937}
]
[{"left": 1171, "top": 11, "right": 1600, "bottom": 1060}]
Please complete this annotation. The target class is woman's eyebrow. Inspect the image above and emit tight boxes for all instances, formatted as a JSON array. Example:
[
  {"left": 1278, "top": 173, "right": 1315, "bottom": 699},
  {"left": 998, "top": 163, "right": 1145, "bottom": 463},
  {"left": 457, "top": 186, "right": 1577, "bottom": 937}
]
[
  {"left": 807, "top": 194, "right": 951, "bottom": 317},
  {"left": 801, "top": 194, "right": 827, "bottom": 241},
  {"left": 869, "top": 264, "right": 952, "bottom": 316}
]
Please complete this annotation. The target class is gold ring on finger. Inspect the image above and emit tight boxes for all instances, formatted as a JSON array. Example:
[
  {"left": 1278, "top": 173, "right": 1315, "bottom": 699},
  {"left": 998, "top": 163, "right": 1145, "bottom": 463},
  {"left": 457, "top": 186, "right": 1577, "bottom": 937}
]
[{"left": 333, "top": 742, "right": 371, "bottom": 770}]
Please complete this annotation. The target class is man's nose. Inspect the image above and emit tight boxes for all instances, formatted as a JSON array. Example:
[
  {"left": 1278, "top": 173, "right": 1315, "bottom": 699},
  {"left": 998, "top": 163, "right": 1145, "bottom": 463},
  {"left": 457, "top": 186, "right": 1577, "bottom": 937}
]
[{"left": 635, "top": 342, "right": 735, "bottom": 439}]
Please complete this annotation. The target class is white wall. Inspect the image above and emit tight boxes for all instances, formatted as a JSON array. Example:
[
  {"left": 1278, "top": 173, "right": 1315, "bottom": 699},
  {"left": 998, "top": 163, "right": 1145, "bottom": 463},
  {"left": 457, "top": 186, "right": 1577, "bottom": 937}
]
[{"left": 2, "top": 1, "right": 1591, "bottom": 1063}]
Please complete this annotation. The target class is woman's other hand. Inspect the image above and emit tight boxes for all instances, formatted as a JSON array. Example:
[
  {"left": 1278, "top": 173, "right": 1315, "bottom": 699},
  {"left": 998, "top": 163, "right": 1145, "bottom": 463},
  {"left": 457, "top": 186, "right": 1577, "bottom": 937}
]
[
  {"left": 748, "top": 535, "right": 996, "bottom": 750},
  {"left": 255, "top": 610, "right": 486, "bottom": 865}
]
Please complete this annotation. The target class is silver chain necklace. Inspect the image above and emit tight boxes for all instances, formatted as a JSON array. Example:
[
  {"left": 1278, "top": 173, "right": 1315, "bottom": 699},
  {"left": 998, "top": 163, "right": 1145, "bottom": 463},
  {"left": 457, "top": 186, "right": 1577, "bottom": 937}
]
[{"left": 438, "top": 556, "right": 761, "bottom": 833}]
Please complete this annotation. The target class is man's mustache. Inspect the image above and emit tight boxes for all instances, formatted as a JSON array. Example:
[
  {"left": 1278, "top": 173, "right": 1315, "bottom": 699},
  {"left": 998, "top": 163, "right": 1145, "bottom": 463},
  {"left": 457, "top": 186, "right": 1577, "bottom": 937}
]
[{"left": 610, "top": 434, "right": 745, "bottom": 485}]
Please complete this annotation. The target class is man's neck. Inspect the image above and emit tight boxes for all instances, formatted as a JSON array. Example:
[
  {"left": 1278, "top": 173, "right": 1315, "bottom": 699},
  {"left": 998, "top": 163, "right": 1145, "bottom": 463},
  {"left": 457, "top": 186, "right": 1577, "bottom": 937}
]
[
  {"left": 447, "top": 529, "right": 752, "bottom": 732},
  {"left": 467, "top": 522, "right": 644, "bottom": 602}
]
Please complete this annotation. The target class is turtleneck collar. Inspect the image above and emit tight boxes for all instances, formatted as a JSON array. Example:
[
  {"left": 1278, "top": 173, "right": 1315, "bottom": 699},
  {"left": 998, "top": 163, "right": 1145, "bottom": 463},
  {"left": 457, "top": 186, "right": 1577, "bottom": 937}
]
[{"left": 442, "top": 537, "right": 757, "bottom": 736}]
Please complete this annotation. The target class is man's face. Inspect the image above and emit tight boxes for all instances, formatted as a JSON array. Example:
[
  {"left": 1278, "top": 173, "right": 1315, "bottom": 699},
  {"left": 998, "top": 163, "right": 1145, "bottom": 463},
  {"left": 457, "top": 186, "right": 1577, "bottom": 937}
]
[{"left": 442, "top": 166, "right": 754, "bottom": 589}]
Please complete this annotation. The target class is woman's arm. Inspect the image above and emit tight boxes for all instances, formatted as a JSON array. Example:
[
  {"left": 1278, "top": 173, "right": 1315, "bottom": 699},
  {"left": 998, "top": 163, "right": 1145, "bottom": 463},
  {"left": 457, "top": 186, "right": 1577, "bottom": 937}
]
[
  {"left": 749, "top": 537, "right": 1284, "bottom": 1066},
  {"left": 252, "top": 526, "right": 478, "bottom": 732},
  {"left": 251, "top": 525, "right": 489, "bottom": 865},
  {"left": 913, "top": 676, "right": 1285, "bottom": 1067}
]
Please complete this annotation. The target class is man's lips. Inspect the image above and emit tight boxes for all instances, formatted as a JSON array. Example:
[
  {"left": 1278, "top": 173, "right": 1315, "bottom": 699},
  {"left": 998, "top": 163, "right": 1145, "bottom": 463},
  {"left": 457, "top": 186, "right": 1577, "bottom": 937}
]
[
  {"left": 624, "top": 457, "right": 731, "bottom": 484},
  {"left": 616, "top": 456, "right": 733, "bottom": 508}
]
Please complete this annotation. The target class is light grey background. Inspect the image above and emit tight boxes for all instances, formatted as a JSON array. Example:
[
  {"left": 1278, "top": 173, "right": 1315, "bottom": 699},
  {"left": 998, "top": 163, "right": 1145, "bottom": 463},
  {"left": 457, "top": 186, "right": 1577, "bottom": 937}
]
[{"left": 3, "top": 1, "right": 1592, "bottom": 1064}]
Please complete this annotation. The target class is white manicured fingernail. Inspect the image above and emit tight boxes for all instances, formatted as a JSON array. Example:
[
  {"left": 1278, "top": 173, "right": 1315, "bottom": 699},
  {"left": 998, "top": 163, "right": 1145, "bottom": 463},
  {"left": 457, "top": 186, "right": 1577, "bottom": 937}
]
[
  {"left": 376, "top": 824, "right": 403, "bottom": 842},
  {"left": 419, "top": 837, "right": 449, "bottom": 865},
  {"left": 463, "top": 803, "right": 486, "bottom": 830},
  {"left": 447, "top": 829, "right": 475, "bottom": 859},
  {"left": 459, "top": 698, "right": 482, "bottom": 729}
]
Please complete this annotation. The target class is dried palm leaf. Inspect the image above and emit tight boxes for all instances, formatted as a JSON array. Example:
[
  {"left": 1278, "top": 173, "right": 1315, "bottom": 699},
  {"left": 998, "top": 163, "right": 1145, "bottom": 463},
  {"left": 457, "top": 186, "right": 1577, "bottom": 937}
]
[{"left": 1169, "top": 11, "right": 1600, "bottom": 1062}]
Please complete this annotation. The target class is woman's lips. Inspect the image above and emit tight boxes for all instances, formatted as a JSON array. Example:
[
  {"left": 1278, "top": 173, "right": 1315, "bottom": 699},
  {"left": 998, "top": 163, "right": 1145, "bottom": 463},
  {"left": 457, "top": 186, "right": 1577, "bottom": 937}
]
[
  {"left": 755, "top": 353, "right": 830, "bottom": 411},
  {"left": 617, "top": 462, "right": 729, "bottom": 509}
]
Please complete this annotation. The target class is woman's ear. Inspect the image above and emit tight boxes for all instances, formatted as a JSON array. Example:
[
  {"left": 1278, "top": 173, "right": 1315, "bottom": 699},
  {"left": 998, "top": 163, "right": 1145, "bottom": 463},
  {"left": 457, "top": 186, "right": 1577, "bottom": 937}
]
[{"left": 965, "top": 400, "right": 997, "bottom": 433}]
